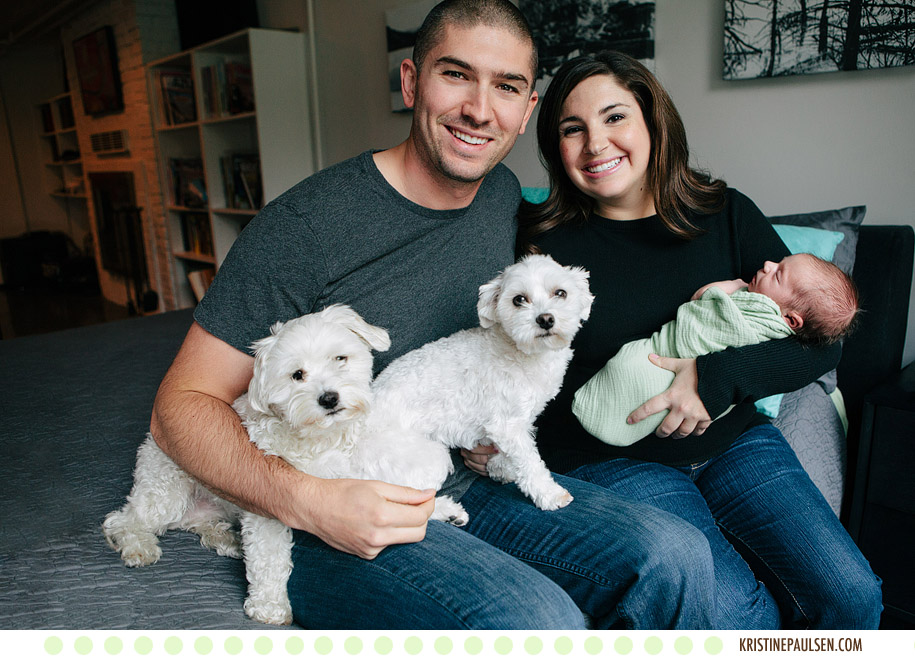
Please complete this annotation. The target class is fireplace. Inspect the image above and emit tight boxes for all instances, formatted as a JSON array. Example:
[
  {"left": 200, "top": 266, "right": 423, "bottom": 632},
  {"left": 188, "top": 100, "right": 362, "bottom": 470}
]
[{"left": 88, "top": 171, "right": 157, "bottom": 313}]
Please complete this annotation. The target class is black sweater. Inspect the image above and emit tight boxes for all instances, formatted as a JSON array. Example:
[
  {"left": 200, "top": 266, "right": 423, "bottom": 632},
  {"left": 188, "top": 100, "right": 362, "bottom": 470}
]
[{"left": 533, "top": 189, "right": 840, "bottom": 470}]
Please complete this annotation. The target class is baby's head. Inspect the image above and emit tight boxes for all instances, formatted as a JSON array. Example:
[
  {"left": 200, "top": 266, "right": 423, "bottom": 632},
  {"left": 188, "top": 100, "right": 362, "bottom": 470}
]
[{"left": 747, "top": 253, "right": 859, "bottom": 344}]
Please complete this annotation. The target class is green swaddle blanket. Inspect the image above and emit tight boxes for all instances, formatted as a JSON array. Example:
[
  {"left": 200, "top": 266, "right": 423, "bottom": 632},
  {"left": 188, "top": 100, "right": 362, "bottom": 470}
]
[{"left": 572, "top": 287, "right": 794, "bottom": 446}]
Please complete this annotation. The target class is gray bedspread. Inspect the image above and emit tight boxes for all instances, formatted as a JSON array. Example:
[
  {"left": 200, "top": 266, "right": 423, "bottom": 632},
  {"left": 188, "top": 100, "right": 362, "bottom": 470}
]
[{"left": 0, "top": 310, "right": 289, "bottom": 629}]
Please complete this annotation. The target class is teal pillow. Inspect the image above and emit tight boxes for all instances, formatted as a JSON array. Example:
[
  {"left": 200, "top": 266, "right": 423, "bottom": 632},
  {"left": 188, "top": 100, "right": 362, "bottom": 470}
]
[
  {"left": 521, "top": 187, "right": 549, "bottom": 204},
  {"left": 772, "top": 224, "right": 844, "bottom": 261}
]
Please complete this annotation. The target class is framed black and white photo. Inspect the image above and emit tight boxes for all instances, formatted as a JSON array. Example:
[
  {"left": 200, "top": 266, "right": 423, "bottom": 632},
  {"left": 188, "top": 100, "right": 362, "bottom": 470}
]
[
  {"left": 724, "top": 0, "right": 915, "bottom": 80},
  {"left": 519, "top": 0, "right": 655, "bottom": 81}
]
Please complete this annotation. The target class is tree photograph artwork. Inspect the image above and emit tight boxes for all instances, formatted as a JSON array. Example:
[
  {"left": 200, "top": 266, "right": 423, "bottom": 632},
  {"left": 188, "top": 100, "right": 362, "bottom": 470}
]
[
  {"left": 724, "top": 0, "right": 915, "bottom": 80},
  {"left": 520, "top": 0, "right": 655, "bottom": 81}
]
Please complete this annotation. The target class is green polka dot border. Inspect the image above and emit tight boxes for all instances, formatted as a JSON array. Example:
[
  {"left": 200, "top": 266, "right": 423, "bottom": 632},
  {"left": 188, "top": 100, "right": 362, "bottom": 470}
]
[{"left": 30, "top": 631, "right": 915, "bottom": 659}]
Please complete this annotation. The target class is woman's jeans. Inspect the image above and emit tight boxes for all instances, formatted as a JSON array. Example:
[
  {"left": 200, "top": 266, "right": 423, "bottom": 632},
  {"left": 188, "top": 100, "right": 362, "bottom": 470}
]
[
  {"left": 569, "top": 423, "right": 883, "bottom": 630},
  {"left": 288, "top": 471, "right": 716, "bottom": 629}
]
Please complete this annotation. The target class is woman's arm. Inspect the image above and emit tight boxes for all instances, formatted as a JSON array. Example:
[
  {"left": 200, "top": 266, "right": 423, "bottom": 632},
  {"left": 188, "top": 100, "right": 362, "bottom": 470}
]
[
  {"left": 696, "top": 337, "right": 841, "bottom": 418},
  {"left": 629, "top": 190, "right": 840, "bottom": 436}
]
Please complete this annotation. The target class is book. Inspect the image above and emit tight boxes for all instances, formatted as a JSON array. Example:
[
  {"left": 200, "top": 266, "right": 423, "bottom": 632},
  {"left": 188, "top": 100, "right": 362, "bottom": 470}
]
[
  {"left": 188, "top": 267, "right": 215, "bottom": 302},
  {"left": 159, "top": 69, "right": 196, "bottom": 125},
  {"left": 181, "top": 213, "right": 213, "bottom": 256},
  {"left": 225, "top": 60, "right": 254, "bottom": 115},
  {"left": 169, "top": 158, "right": 207, "bottom": 208},
  {"left": 233, "top": 154, "right": 262, "bottom": 209}
]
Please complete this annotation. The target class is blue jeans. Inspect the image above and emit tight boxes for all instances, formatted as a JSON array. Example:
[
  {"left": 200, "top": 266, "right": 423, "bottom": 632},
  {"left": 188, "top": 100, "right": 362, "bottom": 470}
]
[
  {"left": 288, "top": 472, "right": 716, "bottom": 629},
  {"left": 568, "top": 424, "right": 882, "bottom": 630}
]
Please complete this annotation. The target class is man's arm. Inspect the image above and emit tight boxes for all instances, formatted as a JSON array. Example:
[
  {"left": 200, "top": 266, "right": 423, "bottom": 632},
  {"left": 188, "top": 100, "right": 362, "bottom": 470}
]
[{"left": 150, "top": 322, "right": 435, "bottom": 560}]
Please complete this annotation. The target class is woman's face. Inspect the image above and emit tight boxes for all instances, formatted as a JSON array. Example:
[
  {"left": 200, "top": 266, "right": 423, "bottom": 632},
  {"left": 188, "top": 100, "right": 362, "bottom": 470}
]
[{"left": 556, "top": 74, "right": 655, "bottom": 220}]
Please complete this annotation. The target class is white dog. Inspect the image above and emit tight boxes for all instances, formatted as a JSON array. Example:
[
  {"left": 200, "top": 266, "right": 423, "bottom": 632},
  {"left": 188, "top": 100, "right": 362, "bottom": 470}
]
[
  {"left": 371, "top": 254, "right": 594, "bottom": 511},
  {"left": 103, "top": 304, "right": 464, "bottom": 626}
]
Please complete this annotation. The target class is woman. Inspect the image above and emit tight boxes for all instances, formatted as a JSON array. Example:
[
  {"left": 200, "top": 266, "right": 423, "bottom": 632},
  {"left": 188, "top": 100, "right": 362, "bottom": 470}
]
[{"left": 518, "top": 51, "right": 881, "bottom": 629}]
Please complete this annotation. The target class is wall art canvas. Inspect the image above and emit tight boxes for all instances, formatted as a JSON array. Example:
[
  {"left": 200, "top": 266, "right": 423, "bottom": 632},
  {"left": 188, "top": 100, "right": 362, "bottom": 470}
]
[
  {"left": 72, "top": 26, "right": 124, "bottom": 116},
  {"left": 724, "top": 0, "right": 915, "bottom": 80},
  {"left": 386, "top": 0, "right": 437, "bottom": 112},
  {"left": 519, "top": 0, "right": 655, "bottom": 81}
]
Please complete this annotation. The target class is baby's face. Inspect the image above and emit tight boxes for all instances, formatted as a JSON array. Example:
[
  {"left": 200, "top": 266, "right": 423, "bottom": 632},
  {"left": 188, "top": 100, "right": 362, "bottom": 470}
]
[{"left": 746, "top": 253, "right": 815, "bottom": 310}]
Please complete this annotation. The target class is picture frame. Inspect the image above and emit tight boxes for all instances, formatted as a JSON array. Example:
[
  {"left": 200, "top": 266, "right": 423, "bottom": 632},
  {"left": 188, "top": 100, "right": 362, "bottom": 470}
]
[{"left": 72, "top": 26, "right": 124, "bottom": 116}]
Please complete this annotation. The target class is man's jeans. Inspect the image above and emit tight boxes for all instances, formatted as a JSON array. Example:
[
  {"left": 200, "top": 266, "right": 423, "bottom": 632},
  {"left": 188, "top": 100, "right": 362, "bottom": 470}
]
[
  {"left": 569, "top": 424, "right": 883, "bottom": 629},
  {"left": 288, "top": 472, "right": 716, "bottom": 629}
]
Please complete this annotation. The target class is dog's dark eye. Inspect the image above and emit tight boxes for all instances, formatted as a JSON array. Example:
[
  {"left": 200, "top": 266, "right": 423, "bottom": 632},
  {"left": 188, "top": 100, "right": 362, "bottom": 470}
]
[
  {"left": 335, "top": 355, "right": 348, "bottom": 363},
  {"left": 512, "top": 295, "right": 529, "bottom": 307},
  {"left": 554, "top": 289, "right": 567, "bottom": 298},
  {"left": 291, "top": 370, "right": 305, "bottom": 381}
]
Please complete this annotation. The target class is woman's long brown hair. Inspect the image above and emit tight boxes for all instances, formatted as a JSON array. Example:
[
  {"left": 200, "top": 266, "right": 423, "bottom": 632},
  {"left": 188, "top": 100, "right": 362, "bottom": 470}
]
[{"left": 518, "top": 51, "right": 727, "bottom": 254}]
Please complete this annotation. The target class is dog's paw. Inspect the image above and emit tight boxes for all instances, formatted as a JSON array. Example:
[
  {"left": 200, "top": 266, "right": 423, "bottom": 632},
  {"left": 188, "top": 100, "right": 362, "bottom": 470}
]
[
  {"left": 195, "top": 522, "right": 243, "bottom": 559},
  {"left": 532, "top": 485, "right": 574, "bottom": 511},
  {"left": 117, "top": 535, "right": 163, "bottom": 567},
  {"left": 103, "top": 523, "right": 163, "bottom": 567},
  {"left": 244, "top": 597, "right": 293, "bottom": 626},
  {"left": 431, "top": 496, "right": 469, "bottom": 527}
]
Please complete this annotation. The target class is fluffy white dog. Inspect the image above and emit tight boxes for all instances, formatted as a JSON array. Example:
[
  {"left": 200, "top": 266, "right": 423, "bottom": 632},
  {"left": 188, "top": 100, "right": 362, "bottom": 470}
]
[
  {"left": 371, "top": 254, "right": 594, "bottom": 511},
  {"left": 103, "top": 304, "right": 463, "bottom": 626}
]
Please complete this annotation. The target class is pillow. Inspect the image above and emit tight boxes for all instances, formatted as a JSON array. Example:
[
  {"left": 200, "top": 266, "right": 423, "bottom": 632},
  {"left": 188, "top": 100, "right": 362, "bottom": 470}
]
[
  {"left": 755, "top": 208, "right": 865, "bottom": 417},
  {"left": 772, "top": 382, "right": 847, "bottom": 516},
  {"left": 521, "top": 187, "right": 549, "bottom": 204},
  {"left": 768, "top": 206, "right": 866, "bottom": 276},
  {"left": 772, "top": 225, "right": 844, "bottom": 262}
]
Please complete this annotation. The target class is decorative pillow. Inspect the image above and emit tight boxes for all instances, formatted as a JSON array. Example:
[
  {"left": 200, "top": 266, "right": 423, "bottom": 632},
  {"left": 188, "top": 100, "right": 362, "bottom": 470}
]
[
  {"left": 772, "top": 382, "right": 846, "bottom": 516},
  {"left": 766, "top": 208, "right": 865, "bottom": 510},
  {"left": 772, "top": 225, "right": 844, "bottom": 262},
  {"left": 755, "top": 207, "right": 866, "bottom": 417},
  {"left": 521, "top": 187, "right": 549, "bottom": 204},
  {"left": 769, "top": 206, "right": 866, "bottom": 276}
]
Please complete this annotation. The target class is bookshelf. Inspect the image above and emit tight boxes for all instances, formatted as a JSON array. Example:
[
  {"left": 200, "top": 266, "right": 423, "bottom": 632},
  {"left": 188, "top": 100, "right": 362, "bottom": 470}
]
[
  {"left": 37, "top": 93, "right": 86, "bottom": 200},
  {"left": 148, "top": 28, "right": 316, "bottom": 308}
]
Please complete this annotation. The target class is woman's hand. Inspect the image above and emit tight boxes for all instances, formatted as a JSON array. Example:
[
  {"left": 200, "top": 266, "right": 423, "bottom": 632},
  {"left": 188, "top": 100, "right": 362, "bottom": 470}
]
[
  {"left": 627, "top": 354, "right": 712, "bottom": 439},
  {"left": 461, "top": 444, "right": 499, "bottom": 477}
]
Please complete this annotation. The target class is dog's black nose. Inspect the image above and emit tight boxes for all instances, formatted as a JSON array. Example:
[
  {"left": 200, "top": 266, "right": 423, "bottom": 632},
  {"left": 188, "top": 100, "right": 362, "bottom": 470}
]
[
  {"left": 536, "top": 313, "right": 555, "bottom": 330},
  {"left": 318, "top": 391, "right": 339, "bottom": 410}
]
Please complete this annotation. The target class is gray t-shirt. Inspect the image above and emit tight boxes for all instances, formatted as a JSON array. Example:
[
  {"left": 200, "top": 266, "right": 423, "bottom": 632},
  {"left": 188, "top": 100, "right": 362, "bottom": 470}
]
[{"left": 195, "top": 149, "right": 520, "bottom": 496}]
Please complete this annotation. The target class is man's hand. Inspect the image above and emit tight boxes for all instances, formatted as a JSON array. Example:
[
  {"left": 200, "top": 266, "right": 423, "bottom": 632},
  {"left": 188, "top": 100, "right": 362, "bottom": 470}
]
[
  {"left": 627, "top": 354, "right": 712, "bottom": 439},
  {"left": 461, "top": 444, "right": 498, "bottom": 477},
  {"left": 303, "top": 478, "right": 436, "bottom": 560}
]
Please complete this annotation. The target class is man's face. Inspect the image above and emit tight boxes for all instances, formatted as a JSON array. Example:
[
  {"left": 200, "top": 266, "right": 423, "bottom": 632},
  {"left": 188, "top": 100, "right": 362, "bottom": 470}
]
[{"left": 401, "top": 24, "right": 538, "bottom": 185}]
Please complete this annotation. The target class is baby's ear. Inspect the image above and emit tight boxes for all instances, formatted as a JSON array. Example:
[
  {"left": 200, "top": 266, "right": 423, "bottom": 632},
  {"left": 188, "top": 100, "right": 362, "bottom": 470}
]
[{"left": 784, "top": 311, "right": 804, "bottom": 330}]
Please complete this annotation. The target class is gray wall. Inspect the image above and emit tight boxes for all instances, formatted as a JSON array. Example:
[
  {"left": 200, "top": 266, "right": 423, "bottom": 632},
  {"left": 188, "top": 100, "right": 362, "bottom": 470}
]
[
  {"left": 303, "top": 0, "right": 915, "bottom": 366},
  {"left": 1, "top": 0, "right": 911, "bottom": 363}
]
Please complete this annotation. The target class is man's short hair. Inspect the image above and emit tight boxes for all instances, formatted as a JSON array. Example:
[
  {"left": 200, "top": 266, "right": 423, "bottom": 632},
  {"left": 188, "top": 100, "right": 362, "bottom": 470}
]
[{"left": 412, "top": 0, "right": 538, "bottom": 89}]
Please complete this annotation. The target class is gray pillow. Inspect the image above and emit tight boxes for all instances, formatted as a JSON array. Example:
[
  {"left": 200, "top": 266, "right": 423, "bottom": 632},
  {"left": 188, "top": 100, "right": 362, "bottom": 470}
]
[
  {"left": 773, "top": 382, "right": 846, "bottom": 516},
  {"left": 768, "top": 206, "right": 866, "bottom": 394},
  {"left": 768, "top": 206, "right": 866, "bottom": 275},
  {"left": 766, "top": 208, "right": 865, "bottom": 514}
]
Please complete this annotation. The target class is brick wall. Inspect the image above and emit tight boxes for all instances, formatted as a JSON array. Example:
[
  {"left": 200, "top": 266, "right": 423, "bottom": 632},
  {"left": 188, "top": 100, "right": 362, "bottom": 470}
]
[{"left": 61, "top": 0, "right": 181, "bottom": 312}]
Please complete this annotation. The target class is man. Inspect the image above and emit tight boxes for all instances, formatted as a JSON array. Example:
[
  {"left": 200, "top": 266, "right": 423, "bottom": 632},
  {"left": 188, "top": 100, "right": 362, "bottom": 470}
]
[{"left": 151, "top": 0, "right": 715, "bottom": 628}]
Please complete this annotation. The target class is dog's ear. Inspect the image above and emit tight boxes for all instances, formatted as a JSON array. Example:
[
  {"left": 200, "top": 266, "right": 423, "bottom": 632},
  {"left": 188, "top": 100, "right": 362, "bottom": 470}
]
[
  {"left": 246, "top": 322, "right": 284, "bottom": 414},
  {"left": 320, "top": 304, "right": 391, "bottom": 352},
  {"left": 477, "top": 275, "right": 503, "bottom": 329},
  {"left": 569, "top": 266, "right": 595, "bottom": 322}
]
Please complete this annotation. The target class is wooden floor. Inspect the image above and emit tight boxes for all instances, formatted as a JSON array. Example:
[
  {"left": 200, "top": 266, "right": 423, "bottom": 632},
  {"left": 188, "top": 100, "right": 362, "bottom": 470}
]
[{"left": 0, "top": 287, "right": 131, "bottom": 340}]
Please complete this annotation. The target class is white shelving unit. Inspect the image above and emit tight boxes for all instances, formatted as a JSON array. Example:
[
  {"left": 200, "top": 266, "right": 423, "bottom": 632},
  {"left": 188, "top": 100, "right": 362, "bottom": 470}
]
[
  {"left": 148, "top": 28, "right": 316, "bottom": 309},
  {"left": 37, "top": 92, "right": 86, "bottom": 200}
]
